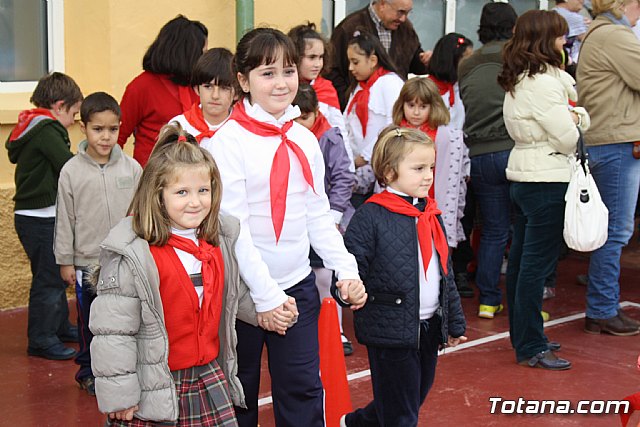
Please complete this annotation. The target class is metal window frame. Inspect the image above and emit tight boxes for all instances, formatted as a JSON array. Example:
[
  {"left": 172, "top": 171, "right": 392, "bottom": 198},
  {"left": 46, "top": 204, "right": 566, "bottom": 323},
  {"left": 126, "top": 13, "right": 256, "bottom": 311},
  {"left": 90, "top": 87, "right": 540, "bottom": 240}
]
[{"left": 0, "top": 0, "right": 65, "bottom": 93}]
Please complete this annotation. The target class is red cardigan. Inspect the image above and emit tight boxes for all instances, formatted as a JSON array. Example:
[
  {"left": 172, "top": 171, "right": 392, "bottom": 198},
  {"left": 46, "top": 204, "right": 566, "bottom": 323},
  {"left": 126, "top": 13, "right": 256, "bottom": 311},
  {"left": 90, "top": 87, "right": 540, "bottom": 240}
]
[
  {"left": 149, "top": 243, "right": 222, "bottom": 371},
  {"left": 117, "top": 71, "right": 198, "bottom": 167}
]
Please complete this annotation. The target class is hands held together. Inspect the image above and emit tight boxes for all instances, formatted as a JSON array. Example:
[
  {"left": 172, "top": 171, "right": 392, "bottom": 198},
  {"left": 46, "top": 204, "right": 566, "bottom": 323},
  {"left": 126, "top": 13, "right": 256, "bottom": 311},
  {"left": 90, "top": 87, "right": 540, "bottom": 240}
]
[{"left": 257, "top": 297, "right": 299, "bottom": 335}]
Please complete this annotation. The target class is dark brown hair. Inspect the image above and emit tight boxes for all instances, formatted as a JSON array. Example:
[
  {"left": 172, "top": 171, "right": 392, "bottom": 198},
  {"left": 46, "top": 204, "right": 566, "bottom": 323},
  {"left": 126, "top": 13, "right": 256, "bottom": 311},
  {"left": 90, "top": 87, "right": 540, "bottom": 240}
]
[
  {"left": 497, "top": 10, "right": 568, "bottom": 93},
  {"left": 234, "top": 27, "right": 298, "bottom": 100},
  {"left": 129, "top": 123, "right": 222, "bottom": 246},
  {"left": 142, "top": 15, "right": 208, "bottom": 86},
  {"left": 80, "top": 92, "right": 120, "bottom": 124},
  {"left": 292, "top": 83, "right": 319, "bottom": 115},
  {"left": 30, "top": 72, "right": 83, "bottom": 110},
  {"left": 287, "top": 22, "right": 331, "bottom": 77},
  {"left": 346, "top": 30, "right": 401, "bottom": 93},
  {"left": 191, "top": 48, "right": 235, "bottom": 88}
]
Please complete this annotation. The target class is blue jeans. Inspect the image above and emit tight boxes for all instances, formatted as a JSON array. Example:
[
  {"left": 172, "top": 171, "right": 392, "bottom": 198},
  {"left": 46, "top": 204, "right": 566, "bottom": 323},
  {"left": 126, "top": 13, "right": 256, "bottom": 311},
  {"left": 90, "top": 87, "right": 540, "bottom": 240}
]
[
  {"left": 14, "top": 215, "right": 71, "bottom": 349},
  {"left": 470, "top": 150, "right": 512, "bottom": 306},
  {"left": 586, "top": 143, "right": 640, "bottom": 319},
  {"left": 507, "top": 182, "right": 567, "bottom": 361},
  {"left": 345, "top": 316, "right": 441, "bottom": 427},
  {"left": 75, "top": 268, "right": 96, "bottom": 381}
]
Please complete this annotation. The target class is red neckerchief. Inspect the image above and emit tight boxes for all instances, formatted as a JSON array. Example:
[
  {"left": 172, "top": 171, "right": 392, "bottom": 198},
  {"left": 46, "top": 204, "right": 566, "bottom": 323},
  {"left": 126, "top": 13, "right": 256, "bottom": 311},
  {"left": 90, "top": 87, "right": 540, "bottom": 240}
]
[
  {"left": 427, "top": 75, "right": 455, "bottom": 107},
  {"left": 157, "top": 74, "right": 195, "bottom": 112},
  {"left": 312, "top": 76, "right": 341, "bottom": 110},
  {"left": 400, "top": 119, "right": 438, "bottom": 199},
  {"left": 347, "top": 67, "right": 390, "bottom": 137},
  {"left": 166, "top": 234, "right": 225, "bottom": 335},
  {"left": 230, "top": 101, "right": 316, "bottom": 243},
  {"left": 366, "top": 190, "right": 449, "bottom": 275},
  {"left": 309, "top": 111, "right": 332, "bottom": 140},
  {"left": 183, "top": 102, "right": 217, "bottom": 143},
  {"left": 9, "top": 109, "right": 56, "bottom": 142}
]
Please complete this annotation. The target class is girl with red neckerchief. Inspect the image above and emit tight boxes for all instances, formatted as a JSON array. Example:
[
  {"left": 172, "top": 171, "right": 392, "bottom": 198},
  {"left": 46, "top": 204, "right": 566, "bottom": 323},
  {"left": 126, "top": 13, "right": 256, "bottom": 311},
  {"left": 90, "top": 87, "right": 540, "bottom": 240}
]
[
  {"left": 343, "top": 31, "right": 404, "bottom": 203},
  {"left": 204, "top": 28, "right": 366, "bottom": 427},
  {"left": 288, "top": 22, "right": 353, "bottom": 169},
  {"left": 170, "top": 48, "right": 236, "bottom": 146},
  {"left": 392, "top": 76, "right": 469, "bottom": 250}
]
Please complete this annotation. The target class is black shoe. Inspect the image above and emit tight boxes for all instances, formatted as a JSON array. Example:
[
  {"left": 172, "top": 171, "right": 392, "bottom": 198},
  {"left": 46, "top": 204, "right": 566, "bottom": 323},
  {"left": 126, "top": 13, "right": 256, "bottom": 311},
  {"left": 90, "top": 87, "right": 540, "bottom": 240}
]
[
  {"left": 618, "top": 310, "right": 640, "bottom": 328},
  {"left": 547, "top": 341, "right": 561, "bottom": 352},
  {"left": 342, "top": 335, "right": 354, "bottom": 356},
  {"left": 455, "top": 273, "right": 474, "bottom": 298},
  {"left": 520, "top": 350, "right": 571, "bottom": 370},
  {"left": 584, "top": 314, "right": 640, "bottom": 336},
  {"left": 78, "top": 376, "right": 96, "bottom": 396},
  {"left": 28, "top": 343, "right": 76, "bottom": 360},
  {"left": 58, "top": 326, "right": 79, "bottom": 343}
]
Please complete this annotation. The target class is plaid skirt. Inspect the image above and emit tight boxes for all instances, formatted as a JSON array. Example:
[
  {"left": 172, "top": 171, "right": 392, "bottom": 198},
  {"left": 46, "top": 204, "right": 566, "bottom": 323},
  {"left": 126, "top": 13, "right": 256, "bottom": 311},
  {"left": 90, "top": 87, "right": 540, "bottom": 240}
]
[{"left": 106, "top": 360, "right": 237, "bottom": 427}]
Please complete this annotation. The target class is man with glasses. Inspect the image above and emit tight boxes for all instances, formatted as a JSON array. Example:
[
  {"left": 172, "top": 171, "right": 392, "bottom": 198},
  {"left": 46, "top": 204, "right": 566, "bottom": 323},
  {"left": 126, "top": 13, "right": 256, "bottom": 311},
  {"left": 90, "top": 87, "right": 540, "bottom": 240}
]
[{"left": 328, "top": 0, "right": 430, "bottom": 109}]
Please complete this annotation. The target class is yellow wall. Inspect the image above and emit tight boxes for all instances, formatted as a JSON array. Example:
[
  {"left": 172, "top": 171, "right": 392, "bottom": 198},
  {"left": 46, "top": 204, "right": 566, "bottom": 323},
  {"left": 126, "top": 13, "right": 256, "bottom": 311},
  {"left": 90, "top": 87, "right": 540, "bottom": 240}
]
[{"left": 0, "top": 0, "right": 322, "bottom": 310}]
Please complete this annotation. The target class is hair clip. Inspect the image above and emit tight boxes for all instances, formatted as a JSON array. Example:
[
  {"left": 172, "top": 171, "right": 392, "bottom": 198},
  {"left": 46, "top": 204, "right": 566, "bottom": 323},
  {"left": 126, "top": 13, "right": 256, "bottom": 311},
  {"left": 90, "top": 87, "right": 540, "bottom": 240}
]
[
  {"left": 177, "top": 135, "right": 187, "bottom": 143},
  {"left": 395, "top": 128, "right": 403, "bottom": 137},
  {"left": 353, "top": 30, "right": 361, "bottom": 37},
  {"left": 457, "top": 37, "right": 465, "bottom": 46}
]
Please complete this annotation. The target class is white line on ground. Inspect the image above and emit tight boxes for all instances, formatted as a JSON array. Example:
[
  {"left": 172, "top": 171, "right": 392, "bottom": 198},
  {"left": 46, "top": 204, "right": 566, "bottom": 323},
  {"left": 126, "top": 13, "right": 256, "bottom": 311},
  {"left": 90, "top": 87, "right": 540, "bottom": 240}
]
[{"left": 257, "top": 301, "right": 640, "bottom": 407}]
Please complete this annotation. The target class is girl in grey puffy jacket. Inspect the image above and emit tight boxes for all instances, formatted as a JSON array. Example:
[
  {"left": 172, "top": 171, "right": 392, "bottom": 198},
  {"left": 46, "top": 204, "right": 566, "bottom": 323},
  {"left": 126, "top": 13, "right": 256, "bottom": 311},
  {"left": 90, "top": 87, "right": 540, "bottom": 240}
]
[{"left": 90, "top": 126, "right": 256, "bottom": 425}]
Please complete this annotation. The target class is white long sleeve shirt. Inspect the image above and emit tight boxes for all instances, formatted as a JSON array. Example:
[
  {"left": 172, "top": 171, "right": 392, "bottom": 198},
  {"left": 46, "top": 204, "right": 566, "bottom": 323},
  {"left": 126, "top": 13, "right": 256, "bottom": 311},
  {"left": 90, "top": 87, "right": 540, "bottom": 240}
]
[
  {"left": 203, "top": 99, "right": 359, "bottom": 312},
  {"left": 344, "top": 72, "right": 404, "bottom": 162}
]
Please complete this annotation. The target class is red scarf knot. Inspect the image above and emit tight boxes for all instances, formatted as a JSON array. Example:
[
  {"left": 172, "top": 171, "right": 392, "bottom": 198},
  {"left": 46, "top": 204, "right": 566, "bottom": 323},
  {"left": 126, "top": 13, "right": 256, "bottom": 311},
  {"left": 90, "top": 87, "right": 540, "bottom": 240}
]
[
  {"left": 310, "top": 111, "right": 332, "bottom": 140},
  {"left": 183, "top": 102, "right": 218, "bottom": 143},
  {"left": 347, "top": 67, "right": 390, "bottom": 137},
  {"left": 166, "top": 234, "right": 225, "bottom": 334},
  {"left": 311, "top": 76, "right": 341, "bottom": 110},
  {"left": 230, "top": 101, "right": 316, "bottom": 243},
  {"left": 367, "top": 190, "right": 449, "bottom": 276},
  {"left": 428, "top": 75, "right": 455, "bottom": 107}
]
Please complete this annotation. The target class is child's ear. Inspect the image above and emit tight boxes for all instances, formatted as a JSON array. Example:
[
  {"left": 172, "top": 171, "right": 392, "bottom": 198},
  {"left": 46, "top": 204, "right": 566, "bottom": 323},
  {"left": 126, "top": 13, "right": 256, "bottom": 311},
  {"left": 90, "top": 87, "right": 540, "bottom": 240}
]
[
  {"left": 194, "top": 85, "right": 200, "bottom": 96},
  {"left": 79, "top": 121, "right": 87, "bottom": 135},
  {"left": 237, "top": 72, "right": 249, "bottom": 93},
  {"left": 51, "top": 100, "right": 66, "bottom": 116},
  {"left": 369, "top": 54, "right": 379, "bottom": 68}
]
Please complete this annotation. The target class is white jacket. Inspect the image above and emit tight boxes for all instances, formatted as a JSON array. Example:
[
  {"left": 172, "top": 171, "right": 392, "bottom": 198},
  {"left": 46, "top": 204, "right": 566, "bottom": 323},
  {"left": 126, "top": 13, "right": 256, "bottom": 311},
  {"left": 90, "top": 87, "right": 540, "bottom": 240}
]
[{"left": 503, "top": 66, "right": 589, "bottom": 183}]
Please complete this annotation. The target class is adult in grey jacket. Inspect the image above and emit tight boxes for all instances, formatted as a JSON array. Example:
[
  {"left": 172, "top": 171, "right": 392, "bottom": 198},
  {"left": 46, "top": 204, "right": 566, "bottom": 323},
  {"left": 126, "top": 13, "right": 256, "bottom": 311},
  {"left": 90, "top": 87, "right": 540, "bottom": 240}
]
[{"left": 90, "top": 216, "right": 257, "bottom": 421}]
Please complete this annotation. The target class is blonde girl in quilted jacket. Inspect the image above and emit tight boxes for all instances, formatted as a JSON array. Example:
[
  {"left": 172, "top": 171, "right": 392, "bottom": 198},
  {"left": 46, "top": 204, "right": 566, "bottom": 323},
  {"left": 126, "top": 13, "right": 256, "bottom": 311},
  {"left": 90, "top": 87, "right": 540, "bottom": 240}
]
[{"left": 90, "top": 124, "right": 256, "bottom": 426}]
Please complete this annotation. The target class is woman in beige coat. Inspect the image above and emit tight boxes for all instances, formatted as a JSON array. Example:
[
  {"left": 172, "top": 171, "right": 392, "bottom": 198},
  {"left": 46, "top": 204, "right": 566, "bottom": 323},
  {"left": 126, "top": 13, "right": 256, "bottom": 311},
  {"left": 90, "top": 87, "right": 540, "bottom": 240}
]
[{"left": 498, "top": 10, "right": 590, "bottom": 371}]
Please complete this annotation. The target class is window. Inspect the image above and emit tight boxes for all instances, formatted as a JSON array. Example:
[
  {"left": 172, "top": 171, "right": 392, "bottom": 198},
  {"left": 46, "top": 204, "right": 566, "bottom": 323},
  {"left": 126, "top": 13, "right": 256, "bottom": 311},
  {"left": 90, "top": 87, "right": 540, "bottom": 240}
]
[
  {"left": 328, "top": 1, "right": 548, "bottom": 54},
  {"left": 0, "top": 0, "right": 64, "bottom": 93}
]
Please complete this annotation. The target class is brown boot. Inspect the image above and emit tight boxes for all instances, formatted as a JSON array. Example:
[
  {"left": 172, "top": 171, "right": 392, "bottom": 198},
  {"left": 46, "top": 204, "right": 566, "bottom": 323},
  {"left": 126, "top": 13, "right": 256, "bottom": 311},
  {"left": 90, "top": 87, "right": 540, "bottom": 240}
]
[
  {"left": 618, "top": 310, "right": 640, "bottom": 329},
  {"left": 584, "top": 314, "right": 640, "bottom": 336}
]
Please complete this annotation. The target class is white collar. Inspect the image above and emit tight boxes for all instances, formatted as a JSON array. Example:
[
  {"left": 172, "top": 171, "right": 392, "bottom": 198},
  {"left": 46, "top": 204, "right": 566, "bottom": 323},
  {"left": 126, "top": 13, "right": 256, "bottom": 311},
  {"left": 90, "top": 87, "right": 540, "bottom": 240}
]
[
  {"left": 386, "top": 186, "right": 419, "bottom": 205},
  {"left": 242, "top": 98, "right": 301, "bottom": 127}
]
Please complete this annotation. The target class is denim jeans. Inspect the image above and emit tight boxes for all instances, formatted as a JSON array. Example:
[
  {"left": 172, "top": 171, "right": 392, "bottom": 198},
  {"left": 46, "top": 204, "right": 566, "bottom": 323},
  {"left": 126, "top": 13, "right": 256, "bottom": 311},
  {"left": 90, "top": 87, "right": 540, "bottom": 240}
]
[
  {"left": 75, "top": 267, "right": 96, "bottom": 381},
  {"left": 507, "top": 182, "right": 567, "bottom": 362},
  {"left": 14, "top": 215, "right": 70, "bottom": 349},
  {"left": 470, "top": 150, "right": 512, "bottom": 306},
  {"left": 586, "top": 143, "right": 640, "bottom": 319},
  {"left": 345, "top": 316, "right": 440, "bottom": 427}
]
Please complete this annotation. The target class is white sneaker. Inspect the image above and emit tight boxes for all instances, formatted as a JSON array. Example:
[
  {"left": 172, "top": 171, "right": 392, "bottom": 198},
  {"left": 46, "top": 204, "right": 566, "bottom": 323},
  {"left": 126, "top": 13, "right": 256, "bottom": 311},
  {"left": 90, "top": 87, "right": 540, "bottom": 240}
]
[{"left": 340, "top": 414, "right": 348, "bottom": 427}]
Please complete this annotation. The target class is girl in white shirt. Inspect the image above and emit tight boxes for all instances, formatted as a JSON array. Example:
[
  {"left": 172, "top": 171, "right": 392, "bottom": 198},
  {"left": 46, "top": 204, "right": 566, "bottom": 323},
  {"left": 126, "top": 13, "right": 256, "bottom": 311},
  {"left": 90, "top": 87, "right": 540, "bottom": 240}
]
[
  {"left": 343, "top": 31, "right": 404, "bottom": 199},
  {"left": 202, "top": 27, "right": 366, "bottom": 427}
]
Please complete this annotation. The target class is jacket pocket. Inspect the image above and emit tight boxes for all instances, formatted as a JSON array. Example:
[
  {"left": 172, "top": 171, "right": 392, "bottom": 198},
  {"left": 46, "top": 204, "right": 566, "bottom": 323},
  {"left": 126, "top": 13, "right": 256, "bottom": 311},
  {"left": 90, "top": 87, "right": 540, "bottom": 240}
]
[{"left": 369, "top": 292, "right": 406, "bottom": 307}]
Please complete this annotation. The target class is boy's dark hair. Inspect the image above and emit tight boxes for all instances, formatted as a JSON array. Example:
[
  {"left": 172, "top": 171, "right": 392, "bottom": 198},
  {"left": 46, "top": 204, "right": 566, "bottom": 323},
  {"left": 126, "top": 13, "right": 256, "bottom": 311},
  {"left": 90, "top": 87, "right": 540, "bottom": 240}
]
[
  {"left": 427, "top": 33, "right": 473, "bottom": 83},
  {"left": 191, "top": 48, "right": 235, "bottom": 88},
  {"left": 287, "top": 22, "right": 330, "bottom": 75},
  {"left": 30, "top": 72, "right": 83, "bottom": 110},
  {"left": 142, "top": 15, "right": 208, "bottom": 86},
  {"left": 478, "top": 2, "right": 518, "bottom": 44},
  {"left": 234, "top": 27, "right": 299, "bottom": 101},
  {"left": 292, "top": 83, "right": 319, "bottom": 115},
  {"left": 80, "top": 92, "right": 121, "bottom": 124}
]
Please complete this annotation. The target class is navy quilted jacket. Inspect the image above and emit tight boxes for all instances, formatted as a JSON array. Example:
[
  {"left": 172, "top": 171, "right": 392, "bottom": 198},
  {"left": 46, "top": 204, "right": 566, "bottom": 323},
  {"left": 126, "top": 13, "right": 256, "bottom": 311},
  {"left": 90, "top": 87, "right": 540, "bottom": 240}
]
[{"left": 343, "top": 197, "right": 466, "bottom": 349}]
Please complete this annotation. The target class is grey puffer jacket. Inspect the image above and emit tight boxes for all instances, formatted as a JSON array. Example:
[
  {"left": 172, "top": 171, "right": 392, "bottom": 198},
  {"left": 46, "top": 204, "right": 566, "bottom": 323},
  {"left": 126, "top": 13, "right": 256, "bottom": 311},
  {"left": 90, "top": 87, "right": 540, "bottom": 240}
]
[{"left": 89, "top": 215, "right": 257, "bottom": 421}]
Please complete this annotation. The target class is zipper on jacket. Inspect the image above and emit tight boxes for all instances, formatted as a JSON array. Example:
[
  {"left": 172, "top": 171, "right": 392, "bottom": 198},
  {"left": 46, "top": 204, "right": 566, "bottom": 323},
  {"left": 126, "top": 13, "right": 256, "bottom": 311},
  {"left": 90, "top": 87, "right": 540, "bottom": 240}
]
[{"left": 100, "top": 166, "right": 113, "bottom": 227}]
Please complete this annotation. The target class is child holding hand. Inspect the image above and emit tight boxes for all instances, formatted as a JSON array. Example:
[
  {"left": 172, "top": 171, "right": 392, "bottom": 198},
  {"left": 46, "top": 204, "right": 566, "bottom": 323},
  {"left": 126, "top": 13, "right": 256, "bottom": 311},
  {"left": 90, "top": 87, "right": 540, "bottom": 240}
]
[{"left": 342, "top": 126, "right": 467, "bottom": 427}]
